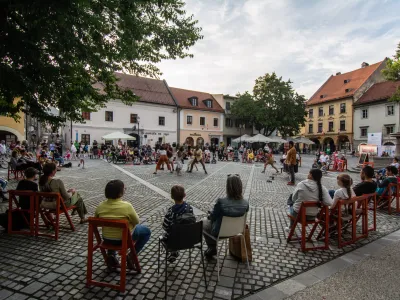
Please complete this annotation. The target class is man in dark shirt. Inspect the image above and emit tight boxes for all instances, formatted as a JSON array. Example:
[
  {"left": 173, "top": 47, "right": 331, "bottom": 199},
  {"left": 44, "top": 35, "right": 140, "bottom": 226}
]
[
  {"left": 353, "top": 166, "right": 377, "bottom": 196},
  {"left": 16, "top": 167, "right": 39, "bottom": 210}
]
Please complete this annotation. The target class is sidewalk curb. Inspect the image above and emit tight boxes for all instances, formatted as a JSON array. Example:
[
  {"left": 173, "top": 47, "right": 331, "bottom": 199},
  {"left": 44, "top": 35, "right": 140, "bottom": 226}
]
[{"left": 241, "top": 228, "right": 400, "bottom": 300}]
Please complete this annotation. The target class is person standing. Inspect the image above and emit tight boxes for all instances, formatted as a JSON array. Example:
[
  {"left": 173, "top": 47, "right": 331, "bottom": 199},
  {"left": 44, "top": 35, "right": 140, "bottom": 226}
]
[
  {"left": 188, "top": 145, "right": 207, "bottom": 174},
  {"left": 285, "top": 141, "right": 297, "bottom": 186},
  {"left": 153, "top": 146, "right": 170, "bottom": 174},
  {"left": 70, "top": 142, "right": 77, "bottom": 160}
]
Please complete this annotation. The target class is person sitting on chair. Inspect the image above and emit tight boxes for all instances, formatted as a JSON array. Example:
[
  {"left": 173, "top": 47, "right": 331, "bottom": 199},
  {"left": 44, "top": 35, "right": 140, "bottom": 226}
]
[
  {"left": 376, "top": 166, "right": 398, "bottom": 196},
  {"left": 95, "top": 180, "right": 151, "bottom": 269},
  {"left": 353, "top": 166, "right": 377, "bottom": 196},
  {"left": 162, "top": 185, "right": 195, "bottom": 263},
  {"left": 203, "top": 175, "right": 249, "bottom": 258}
]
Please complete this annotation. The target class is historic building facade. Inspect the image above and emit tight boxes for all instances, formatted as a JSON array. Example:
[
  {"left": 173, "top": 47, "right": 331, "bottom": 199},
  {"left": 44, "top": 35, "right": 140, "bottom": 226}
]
[{"left": 301, "top": 60, "right": 387, "bottom": 152}]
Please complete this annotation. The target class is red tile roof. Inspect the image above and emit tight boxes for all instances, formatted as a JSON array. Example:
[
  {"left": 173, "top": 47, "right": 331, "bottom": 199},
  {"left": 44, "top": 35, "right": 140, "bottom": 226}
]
[
  {"left": 113, "top": 73, "right": 176, "bottom": 106},
  {"left": 307, "top": 61, "right": 384, "bottom": 106},
  {"left": 354, "top": 81, "right": 400, "bottom": 105},
  {"left": 170, "top": 87, "right": 225, "bottom": 113}
]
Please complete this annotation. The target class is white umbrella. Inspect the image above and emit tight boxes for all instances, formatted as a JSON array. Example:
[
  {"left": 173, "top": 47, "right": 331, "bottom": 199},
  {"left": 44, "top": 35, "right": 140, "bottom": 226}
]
[
  {"left": 295, "top": 137, "right": 315, "bottom": 145},
  {"left": 268, "top": 136, "right": 287, "bottom": 143},
  {"left": 247, "top": 134, "right": 274, "bottom": 143},
  {"left": 101, "top": 132, "right": 136, "bottom": 140},
  {"left": 232, "top": 134, "right": 251, "bottom": 143}
]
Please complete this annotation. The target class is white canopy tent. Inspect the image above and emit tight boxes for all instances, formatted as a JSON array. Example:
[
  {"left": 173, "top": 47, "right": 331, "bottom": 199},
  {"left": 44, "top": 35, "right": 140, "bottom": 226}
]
[
  {"left": 295, "top": 137, "right": 315, "bottom": 145},
  {"left": 246, "top": 134, "right": 274, "bottom": 143},
  {"left": 101, "top": 132, "right": 136, "bottom": 140},
  {"left": 268, "top": 136, "right": 287, "bottom": 144},
  {"left": 232, "top": 134, "right": 252, "bottom": 143}
]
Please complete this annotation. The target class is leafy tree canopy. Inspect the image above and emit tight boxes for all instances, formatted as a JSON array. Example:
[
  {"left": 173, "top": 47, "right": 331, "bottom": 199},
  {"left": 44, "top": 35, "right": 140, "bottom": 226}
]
[
  {"left": 382, "top": 42, "right": 400, "bottom": 102},
  {"left": 231, "top": 72, "right": 307, "bottom": 137},
  {"left": 0, "top": 0, "right": 202, "bottom": 126}
]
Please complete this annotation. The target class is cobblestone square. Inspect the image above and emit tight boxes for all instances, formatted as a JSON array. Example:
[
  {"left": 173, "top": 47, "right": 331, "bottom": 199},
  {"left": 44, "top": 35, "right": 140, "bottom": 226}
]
[{"left": 1, "top": 156, "right": 400, "bottom": 300}]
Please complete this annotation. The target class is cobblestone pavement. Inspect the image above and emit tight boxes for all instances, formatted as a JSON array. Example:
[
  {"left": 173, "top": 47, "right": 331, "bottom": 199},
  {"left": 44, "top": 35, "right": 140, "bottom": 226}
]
[{"left": 0, "top": 155, "right": 400, "bottom": 300}]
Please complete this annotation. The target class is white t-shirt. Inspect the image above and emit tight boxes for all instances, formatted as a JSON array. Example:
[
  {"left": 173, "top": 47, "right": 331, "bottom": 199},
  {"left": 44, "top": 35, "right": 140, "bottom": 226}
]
[
  {"left": 0, "top": 144, "right": 6, "bottom": 154},
  {"left": 320, "top": 154, "right": 327, "bottom": 163},
  {"left": 331, "top": 187, "right": 356, "bottom": 208},
  {"left": 391, "top": 162, "right": 399, "bottom": 169},
  {"left": 159, "top": 150, "right": 167, "bottom": 155},
  {"left": 71, "top": 145, "right": 77, "bottom": 153}
]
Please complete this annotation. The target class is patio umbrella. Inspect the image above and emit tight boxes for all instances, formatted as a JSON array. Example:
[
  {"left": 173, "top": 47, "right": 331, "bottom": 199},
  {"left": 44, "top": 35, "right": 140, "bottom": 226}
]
[
  {"left": 295, "top": 137, "right": 315, "bottom": 145},
  {"left": 232, "top": 134, "right": 251, "bottom": 143},
  {"left": 246, "top": 134, "right": 274, "bottom": 143},
  {"left": 268, "top": 136, "right": 287, "bottom": 144},
  {"left": 101, "top": 132, "right": 136, "bottom": 140}
]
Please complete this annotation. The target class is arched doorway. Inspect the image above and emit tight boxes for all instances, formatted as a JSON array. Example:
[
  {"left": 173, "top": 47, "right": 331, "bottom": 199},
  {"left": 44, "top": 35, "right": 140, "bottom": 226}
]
[
  {"left": 185, "top": 137, "right": 194, "bottom": 147},
  {"left": 196, "top": 137, "right": 204, "bottom": 147},
  {"left": 337, "top": 135, "right": 350, "bottom": 151},
  {"left": 309, "top": 137, "right": 320, "bottom": 151},
  {"left": 323, "top": 137, "right": 335, "bottom": 153},
  {"left": 211, "top": 137, "right": 219, "bottom": 146},
  {"left": 384, "top": 142, "right": 395, "bottom": 146},
  {"left": 0, "top": 130, "right": 18, "bottom": 144},
  {"left": 127, "top": 133, "right": 140, "bottom": 148}
]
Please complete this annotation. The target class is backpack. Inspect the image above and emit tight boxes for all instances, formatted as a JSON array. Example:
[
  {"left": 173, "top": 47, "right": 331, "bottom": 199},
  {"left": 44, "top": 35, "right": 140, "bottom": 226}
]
[
  {"left": 63, "top": 162, "right": 72, "bottom": 168},
  {"left": 174, "top": 205, "right": 196, "bottom": 225}
]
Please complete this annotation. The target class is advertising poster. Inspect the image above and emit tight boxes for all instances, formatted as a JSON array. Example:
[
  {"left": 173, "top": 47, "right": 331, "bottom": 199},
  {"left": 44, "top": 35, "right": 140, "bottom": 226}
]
[
  {"left": 359, "top": 144, "right": 378, "bottom": 156},
  {"left": 367, "top": 133, "right": 382, "bottom": 145}
]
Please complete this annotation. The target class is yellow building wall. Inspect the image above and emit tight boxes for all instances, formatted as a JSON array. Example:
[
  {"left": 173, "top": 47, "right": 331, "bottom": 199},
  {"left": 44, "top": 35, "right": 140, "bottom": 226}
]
[{"left": 0, "top": 114, "right": 25, "bottom": 142}]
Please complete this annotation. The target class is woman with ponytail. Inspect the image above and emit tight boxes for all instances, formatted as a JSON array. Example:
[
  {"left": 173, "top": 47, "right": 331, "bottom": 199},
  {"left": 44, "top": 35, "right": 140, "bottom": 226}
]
[
  {"left": 39, "top": 163, "right": 88, "bottom": 223},
  {"left": 286, "top": 169, "right": 332, "bottom": 230},
  {"left": 330, "top": 174, "right": 356, "bottom": 209}
]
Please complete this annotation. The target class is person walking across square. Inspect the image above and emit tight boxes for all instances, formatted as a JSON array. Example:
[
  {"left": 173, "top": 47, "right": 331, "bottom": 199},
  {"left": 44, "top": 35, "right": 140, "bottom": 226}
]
[{"left": 285, "top": 141, "right": 297, "bottom": 186}]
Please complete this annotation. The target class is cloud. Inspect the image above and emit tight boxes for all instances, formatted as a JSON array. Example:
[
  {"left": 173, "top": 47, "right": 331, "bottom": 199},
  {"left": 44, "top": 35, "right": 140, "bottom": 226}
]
[{"left": 157, "top": 0, "right": 400, "bottom": 98}]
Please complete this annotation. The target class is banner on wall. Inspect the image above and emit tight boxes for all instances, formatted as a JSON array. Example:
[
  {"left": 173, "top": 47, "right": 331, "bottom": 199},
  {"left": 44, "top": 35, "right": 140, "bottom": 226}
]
[
  {"left": 378, "top": 145, "right": 396, "bottom": 157},
  {"left": 367, "top": 133, "right": 382, "bottom": 145},
  {"left": 359, "top": 144, "right": 378, "bottom": 156}
]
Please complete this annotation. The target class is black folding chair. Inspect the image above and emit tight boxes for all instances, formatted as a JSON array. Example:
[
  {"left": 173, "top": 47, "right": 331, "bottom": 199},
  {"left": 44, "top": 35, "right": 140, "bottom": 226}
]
[{"left": 157, "top": 221, "right": 207, "bottom": 298}]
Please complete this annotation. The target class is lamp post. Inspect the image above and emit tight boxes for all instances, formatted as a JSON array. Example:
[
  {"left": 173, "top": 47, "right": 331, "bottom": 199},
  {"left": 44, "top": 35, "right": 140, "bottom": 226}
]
[{"left": 239, "top": 124, "right": 244, "bottom": 145}]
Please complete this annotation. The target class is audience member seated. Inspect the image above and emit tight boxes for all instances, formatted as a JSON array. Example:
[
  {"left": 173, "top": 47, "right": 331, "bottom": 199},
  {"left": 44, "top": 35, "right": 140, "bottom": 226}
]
[
  {"left": 353, "top": 166, "right": 377, "bottom": 196},
  {"left": 247, "top": 150, "right": 254, "bottom": 162},
  {"left": 203, "top": 175, "right": 249, "bottom": 258},
  {"left": 95, "top": 180, "right": 151, "bottom": 269},
  {"left": 53, "top": 149, "right": 64, "bottom": 166},
  {"left": 286, "top": 169, "right": 333, "bottom": 231},
  {"left": 311, "top": 159, "right": 319, "bottom": 169},
  {"left": 162, "top": 185, "right": 195, "bottom": 262},
  {"left": 39, "top": 163, "right": 88, "bottom": 223},
  {"left": 0, "top": 177, "right": 7, "bottom": 202},
  {"left": 329, "top": 174, "right": 356, "bottom": 209},
  {"left": 376, "top": 166, "right": 398, "bottom": 196},
  {"left": 377, "top": 157, "right": 399, "bottom": 176}
]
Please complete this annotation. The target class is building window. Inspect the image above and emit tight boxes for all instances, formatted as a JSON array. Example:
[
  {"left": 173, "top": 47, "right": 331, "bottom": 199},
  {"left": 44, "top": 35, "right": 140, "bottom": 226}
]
[
  {"left": 187, "top": 115, "right": 192, "bottom": 125},
  {"left": 318, "top": 123, "right": 323, "bottom": 133},
  {"left": 200, "top": 117, "right": 205, "bottom": 126},
  {"left": 308, "top": 124, "right": 313, "bottom": 134},
  {"left": 387, "top": 105, "right": 394, "bottom": 116},
  {"left": 82, "top": 112, "right": 91, "bottom": 120},
  {"left": 159, "top": 116, "right": 165, "bottom": 126},
  {"left": 105, "top": 111, "right": 113, "bottom": 122},
  {"left": 329, "top": 105, "right": 334, "bottom": 115},
  {"left": 189, "top": 97, "right": 198, "bottom": 106},
  {"left": 361, "top": 109, "right": 368, "bottom": 119},
  {"left": 340, "top": 103, "right": 346, "bottom": 113},
  {"left": 340, "top": 120, "right": 346, "bottom": 131},
  {"left": 318, "top": 107, "right": 323, "bottom": 117},
  {"left": 130, "top": 114, "right": 138, "bottom": 123},
  {"left": 308, "top": 109, "right": 313, "bottom": 118},
  {"left": 214, "top": 118, "right": 218, "bottom": 127},
  {"left": 225, "top": 118, "right": 233, "bottom": 127},
  {"left": 386, "top": 125, "right": 394, "bottom": 135},
  {"left": 205, "top": 100, "right": 213, "bottom": 108},
  {"left": 360, "top": 127, "right": 368, "bottom": 137},
  {"left": 81, "top": 134, "right": 90, "bottom": 144},
  {"left": 328, "top": 121, "right": 334, "bottom": 132},
  {"left": 226, "top": 102, "right": 231, "bottom": 110}
]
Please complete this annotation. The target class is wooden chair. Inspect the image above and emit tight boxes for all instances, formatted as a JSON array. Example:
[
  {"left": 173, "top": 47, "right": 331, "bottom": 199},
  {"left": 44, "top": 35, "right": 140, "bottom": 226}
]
[
  {"left": 7, "top": 190, "right": 36, "bottom": 236},
  {"left": 35, "top": 192, "right": 75, "bottom": 241},
  {"left": 287, "top": 202, "right": 329, "bottom": 252},
  {"left": 363, "top": 193, "right": 377, "bottom": 232},
  {"left": 335, "top": 195, "right": 369, "bottom": 248},
  {"left": 377, "top": 183, "right": 399, "bottom": 214},
  {"left": 86, "top": 218, "right": 141, "bottom": 293},
  {"left": 7, "top": 163, "right": 24, "bottom": 180}
]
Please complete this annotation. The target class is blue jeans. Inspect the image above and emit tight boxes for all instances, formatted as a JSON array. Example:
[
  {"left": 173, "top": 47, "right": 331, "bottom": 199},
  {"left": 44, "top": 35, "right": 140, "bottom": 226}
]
[
  {"left": 55, "top": 157, "right": 64, "bottom": 165},
  {"left": 288, "top": 206, "right": 297, "bottom": 226},
  {"left": 104, "top": 224, "right": 151, "bottom": 255},
  {"left": 0, "top": 179, "right": 7, "bottom": 190},
  {"left": 378, "top": 168, "right": 386, "bottom": 176},
  {"left": 329, "top": 189, "right": 335, "bottom": 199}
]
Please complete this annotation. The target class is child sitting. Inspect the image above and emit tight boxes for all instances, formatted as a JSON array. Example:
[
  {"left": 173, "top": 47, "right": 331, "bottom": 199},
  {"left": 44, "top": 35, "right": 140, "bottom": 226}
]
[
  {"left": 321, "top": 162, "right": 328, "bottom": 174},
  {"left": 162, "top": 185, "right": 195, "bottom": 262},
  {"left": 312, "top": 159, "right": 319, "bottom": 169},
  {"left": 330, "top": 174, "right": 356, "bottom": 209},
  {"left": 95, "top": 180, "right": 151, "bottom": 269}
]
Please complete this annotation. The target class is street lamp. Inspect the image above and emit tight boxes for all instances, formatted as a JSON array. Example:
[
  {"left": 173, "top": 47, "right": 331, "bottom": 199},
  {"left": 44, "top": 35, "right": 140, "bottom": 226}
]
[{"left": 239, "top": 124, "right": 244, "bottom": 145}]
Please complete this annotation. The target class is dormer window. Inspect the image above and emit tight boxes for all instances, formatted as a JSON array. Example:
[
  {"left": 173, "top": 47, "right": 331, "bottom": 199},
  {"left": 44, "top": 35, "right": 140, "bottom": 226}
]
[
  {"left": 345, "top": 88, "right": 351, "bottom": 93},
  {"left": 188, "top": 97, "right": 198, "bottom": 106},
  {"left": 344, "top": 79, "right": 350, "bottom": 84},
  {"left": 204, "top": 99, "right": 213, "bottom": 108},
  {"left": 320, "top": 94, "right": 325, "bottom": 99}
]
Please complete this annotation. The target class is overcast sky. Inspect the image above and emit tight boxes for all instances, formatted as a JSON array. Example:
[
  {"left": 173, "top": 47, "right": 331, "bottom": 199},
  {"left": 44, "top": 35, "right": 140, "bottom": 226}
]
[{"left": 157, "top": 0, "right": 400, "bottom": 99}]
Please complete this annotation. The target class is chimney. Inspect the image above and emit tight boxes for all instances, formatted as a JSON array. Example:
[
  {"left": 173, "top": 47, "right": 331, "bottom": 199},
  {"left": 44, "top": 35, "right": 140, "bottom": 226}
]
[
  {"left": 361, "top": 62, "right": 369, "bottom": 68},
  {"left": 336, "top": 72, "right": 341, "bottom": 75}
]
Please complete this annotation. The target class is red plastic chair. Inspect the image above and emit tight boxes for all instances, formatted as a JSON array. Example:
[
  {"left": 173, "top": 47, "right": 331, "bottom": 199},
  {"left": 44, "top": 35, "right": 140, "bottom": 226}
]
[
  {"left": 335, "top": 195, "right": 369, "bottom": 248},
  {"left": 287, "top": 202, "right": 329, "bottom": 252},
  {"left": 86, "top": 218, "right": 141, "bottom": 293},
  {"left": 7, "top": 163, "right": 24, "bottom": 181},
  {"left": 35, "top": 192, "right": 75, "bottom": 240},
  {"left": 7, "top": 190, "right": 36, "bottom": 236},
  {"left": 377, "top": 183, "right": 399, "bottom": 214}
]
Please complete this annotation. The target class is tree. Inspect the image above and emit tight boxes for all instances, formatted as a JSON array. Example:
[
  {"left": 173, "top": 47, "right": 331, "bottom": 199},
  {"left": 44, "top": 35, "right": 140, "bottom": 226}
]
[
  {"left": 0, "top": 0, "right": 202, "bottom": 126},
  {"left": 382, "top": 42, "right": 400, "bottom": 102},
  {"left": 231, "top": 73, "right": 307, "bottom": 137}
]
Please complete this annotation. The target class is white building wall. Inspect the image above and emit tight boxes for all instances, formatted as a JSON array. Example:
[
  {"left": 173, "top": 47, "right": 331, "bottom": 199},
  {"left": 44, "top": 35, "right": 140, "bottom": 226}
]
[
  {"left": 353, "top": 102, "right": 399, "bottom": 148},
  {"left": 63, "top": 101, "right": 178, "bottom": 147}
]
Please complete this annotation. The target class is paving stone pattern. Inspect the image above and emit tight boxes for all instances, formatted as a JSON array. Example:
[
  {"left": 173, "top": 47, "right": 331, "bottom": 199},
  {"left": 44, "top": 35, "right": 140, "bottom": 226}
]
[{"left": 0, "top": 156, "right": 400, "bottom": 300}]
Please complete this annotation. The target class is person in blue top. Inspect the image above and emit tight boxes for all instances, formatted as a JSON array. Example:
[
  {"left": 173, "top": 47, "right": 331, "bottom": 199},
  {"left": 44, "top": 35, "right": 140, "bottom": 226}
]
[{"left": 376, "top": 165, "right": 398, "bottom": 196}]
